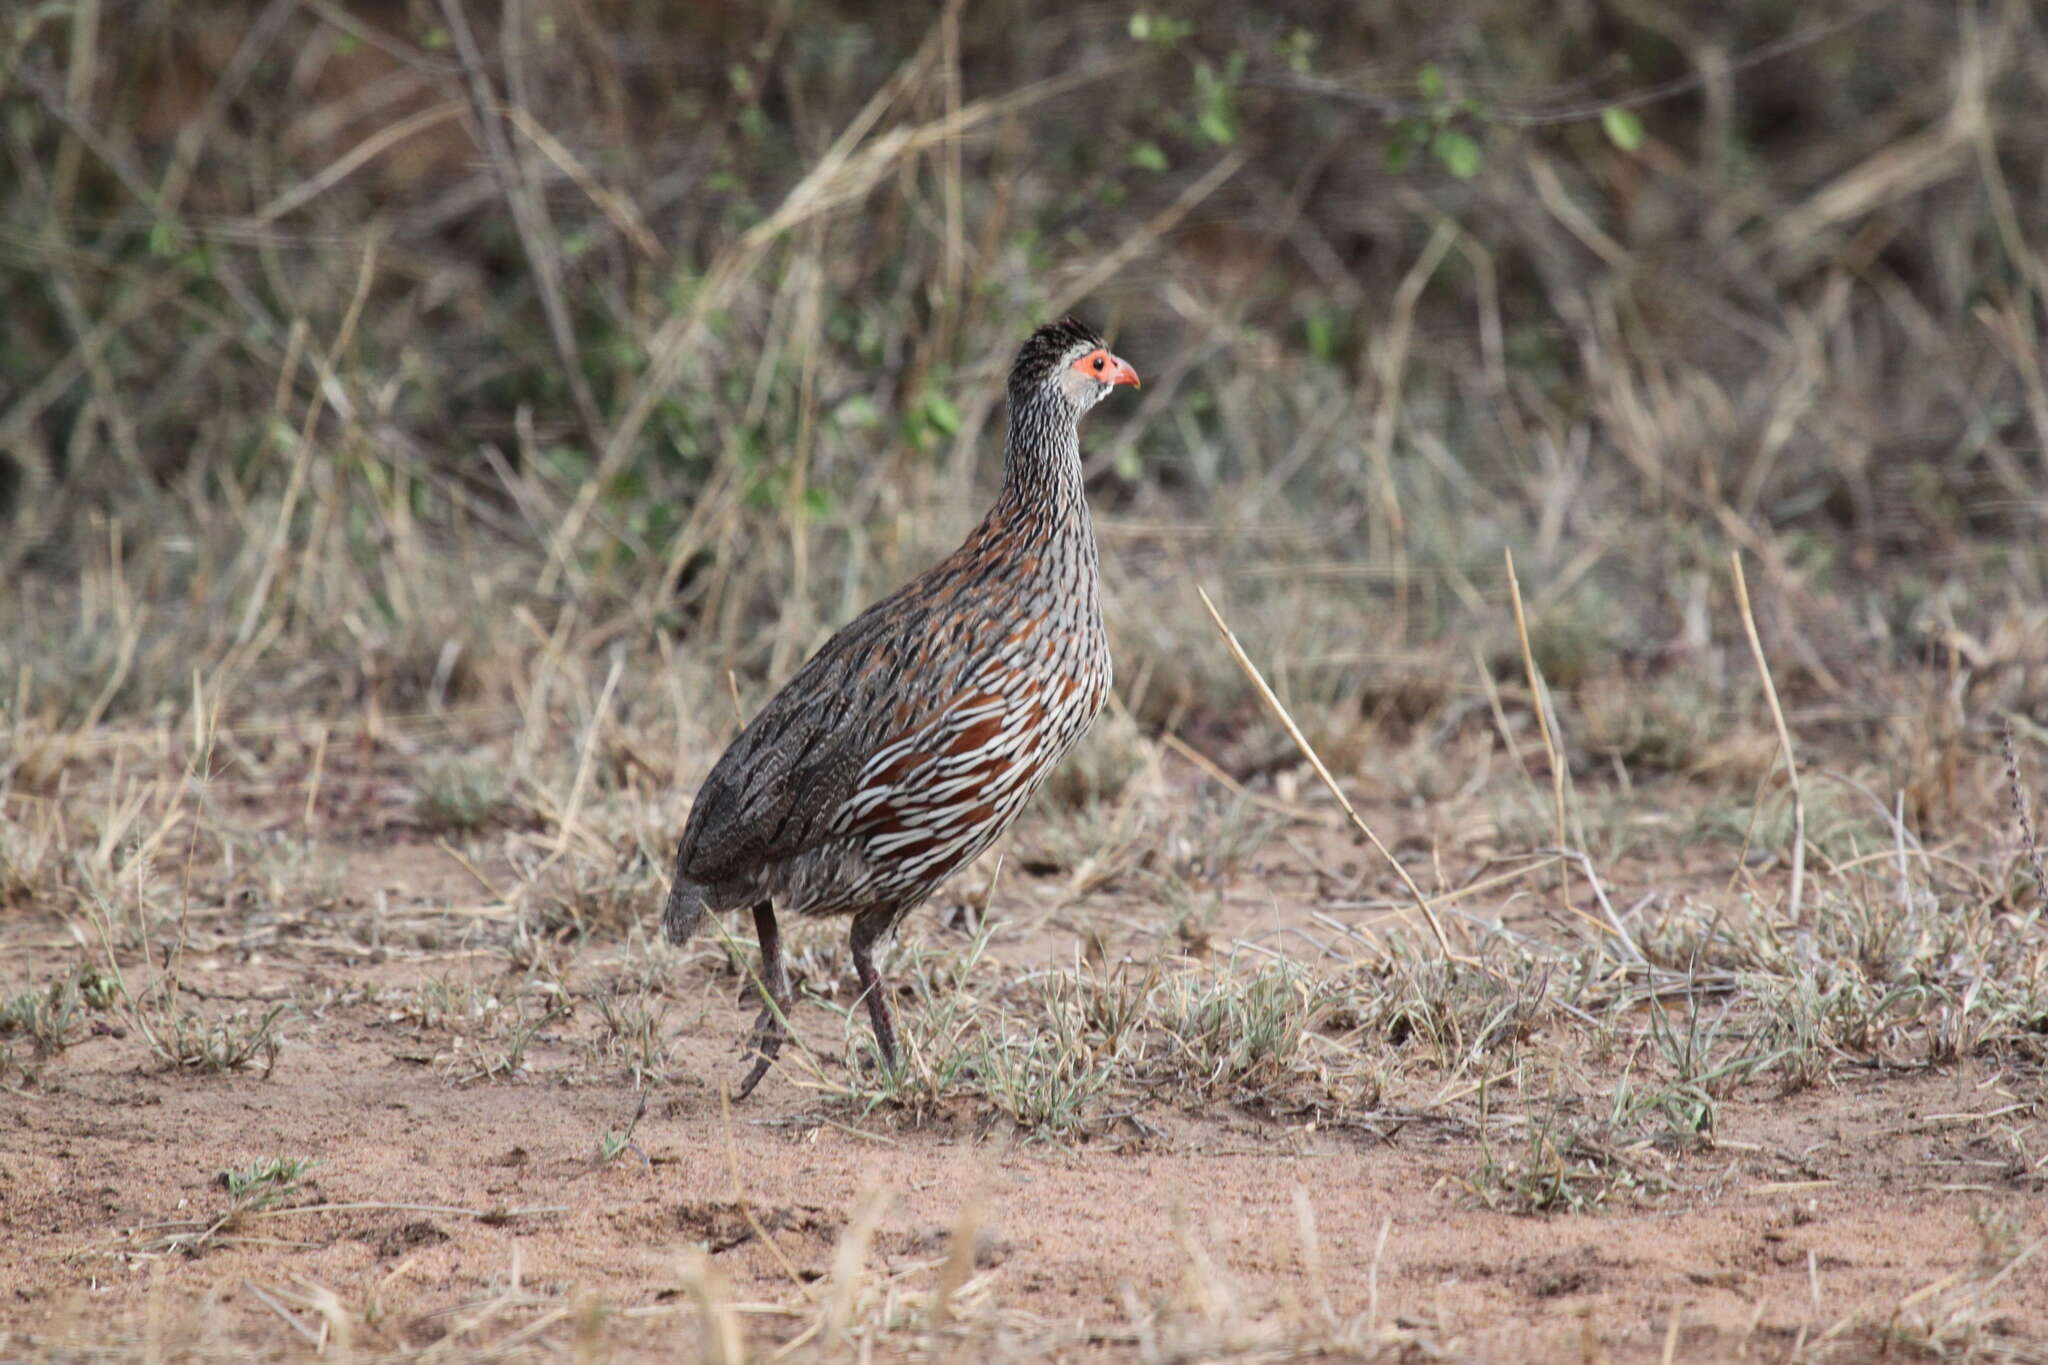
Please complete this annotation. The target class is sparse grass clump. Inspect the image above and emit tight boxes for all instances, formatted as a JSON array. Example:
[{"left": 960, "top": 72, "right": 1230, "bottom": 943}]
[
  {"left": 516, "top": 852, "right": 664, "bottom": 943},
  {"left": 975, "top": 1024, "right": 1117, "bottom": 1138},
  {"left": 218, "top": 1155, "right": 318, "bottom": 1208},
  {"left": 1469, "top": 1086, "right": 1670, "bottom": 1214},
  {"left": 0, "top": 964, "right": 119, "bottom": 1059},
  {"left": 133, "top": 1156, "right": 320, "bottom": 1257},
  {"left": 1150, "top": 960, "right": 1332, "bottom": 1100},
  {"left": 811, "top": 942, "right": 1373, "bottom": 1136},
  {"left": 385, "top": 976, "right": 501, "bottom": 1033},
  {"left": 442, "top": 990, "right": 574, "bottom": 1085},
  {"left": 1577, "top": 668, "right": 1721, "bottom": 775},
  {"left": 134, "top": 993, "right": 288, "bottom": 1076},
  {"left": 587, "top": 986, "right": 675, "bottom": 1084},
  {"left": 415, "top": 759, "right": 508, "bottom": 832},
  {"left": 1369, "top": 950, "right": 1552, "bottom": 1074}
]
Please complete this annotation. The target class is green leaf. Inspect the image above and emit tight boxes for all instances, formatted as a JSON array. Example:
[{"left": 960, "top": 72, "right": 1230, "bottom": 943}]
[
  {"left": 1417, "top": 63, "right": 1444, "bottom": 101},
  {"left": 1432, "top": 128, "right": 1481, "bottom": 179},
  {"left": 924, "top": 392, "right": 962, "bottom": 437},
  {"left": 1305, "top": 310, "right": 1336, "bottom": 363},
  {"left": 834, "top": 395, "right": 881, "bottom": 431},
  {"left": 1128, "top": 12, "right": 1191, "bottom": 46},
  {"left": 1194, "top": 61, "right": 1238, "bottom": 146},
  {"left": 1129, "top": 140, "right": 1169, "bottom": 172},
  {"left": 1602, "top": 107, "right": 1645, "bottom": 151},
  {"left": 1384, "top": 119, "right": 1426, "bottom": 173},
  {"left": 1282, "top": 28, "right": 1316, "bottom": 75}
]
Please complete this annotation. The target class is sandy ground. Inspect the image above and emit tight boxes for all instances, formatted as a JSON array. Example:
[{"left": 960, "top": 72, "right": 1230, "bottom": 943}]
[{"left": 4, "top": 805, "right": 2044, "bottom": 1362}]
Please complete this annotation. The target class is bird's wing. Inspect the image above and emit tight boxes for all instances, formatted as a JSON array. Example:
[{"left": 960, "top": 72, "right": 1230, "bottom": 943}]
[
  {"left": 673, "top": 625, "right": 903, "bottom": 888},
  {"left": 674, "top": 562, "right": 1015, "bottom": 887}
]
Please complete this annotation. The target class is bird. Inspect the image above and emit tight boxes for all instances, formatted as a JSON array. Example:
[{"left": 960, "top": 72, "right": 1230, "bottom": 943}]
[{"left": 663, "top": 317, "right": 1140, "bottom": 1097}]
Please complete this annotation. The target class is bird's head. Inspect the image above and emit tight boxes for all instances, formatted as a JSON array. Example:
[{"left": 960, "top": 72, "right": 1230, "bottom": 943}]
[{"left": 1008, "top": 316, "right": 1140, "bottom": 417}]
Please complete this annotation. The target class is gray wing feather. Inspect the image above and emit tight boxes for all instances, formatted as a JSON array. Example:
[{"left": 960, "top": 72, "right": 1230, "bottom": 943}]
[
  {"left": 673, "top": 556, "right": 1014, "bottom": 891},
  {"left": 675, "top": 615, "right": 910, "bottom": 887}
]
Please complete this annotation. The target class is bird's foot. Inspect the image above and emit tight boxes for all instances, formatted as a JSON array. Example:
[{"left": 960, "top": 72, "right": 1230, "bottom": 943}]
[{"left": 732, "top": 1000, "right": 787, "bottom": 1100}]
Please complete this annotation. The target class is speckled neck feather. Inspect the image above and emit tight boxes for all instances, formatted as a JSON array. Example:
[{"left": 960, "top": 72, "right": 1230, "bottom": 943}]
[{"left": 1000, "top": 316, "right": 1104, "bottom": 514}]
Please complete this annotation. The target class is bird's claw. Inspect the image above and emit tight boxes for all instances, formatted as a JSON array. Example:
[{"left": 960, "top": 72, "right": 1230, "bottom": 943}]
[{"left": 731, "top": 1001, "right": 786, "bottom": 1100}]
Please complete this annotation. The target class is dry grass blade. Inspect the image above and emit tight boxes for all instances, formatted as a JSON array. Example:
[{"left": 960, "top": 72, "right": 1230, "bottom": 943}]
[
  {"left": 503, "top": 105, "right": 662, "bottom": 260},
  {"left": 2003, "top": 719, "right": 2046, "bottom": 902},
  {"left": 1363, "top": 218, "right": 1458, "bottom": 635},
  {"left": 822, "top": 1187, "right": 890, "bottom": 1342},
  {"left": 679, "top": 1248, "right": 745, "bottom": 1365},
  {"left": 1504, "top": 548, "right": 1572, "bottom": 915},
  {"left": 235, "top": 230, "right": 381, "bottom": 645},
  {"left": 930, "top": 1196, "right": 983, "bottom": 1328},
  {"left": 1045, "top": 145, "right": 1244, "bottom": 322},
  {"left": 437, "top": 0, "right": 607, "bottom": 455},
  {"left": 152, "top": 0, "right": 298, "bottom": 223},
  {"left": 1731, "top": 552, "right": 1806, "bottom": 925},
  {"left": 251, "top": 103, "right": 467, "bottom": 226},
  {"left": 1196, "top": 585, "right": 1455, "bottom": 960}
]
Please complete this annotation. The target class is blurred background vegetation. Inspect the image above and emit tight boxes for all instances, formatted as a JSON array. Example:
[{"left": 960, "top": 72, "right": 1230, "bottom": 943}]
[{"left": 2, "top": 0, "right": 2044, "bottom": 827}]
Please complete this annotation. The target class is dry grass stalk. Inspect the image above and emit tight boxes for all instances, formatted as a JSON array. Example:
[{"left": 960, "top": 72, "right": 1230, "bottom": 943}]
[
  {"left": 1196, "top": 585, "right": 1455, "bottom": 960},
  {"left": 251, "top": 102, "right": 467, "bottom": 225},
  {"left": 1291, "top": 1185, "right": 1333, "bottom": 1328},
  {"left": 235, "top": 230, "right": 381, "bottom": 645},
  {"left": 2002, "top": 719, "right": 2046, "bottom": 901},
  {"left": 679, "top": 1249, "right": 745, "bottom": 1365},
  {"left": 1504, "top": 548, "right": 1572, "bottom": 915},
  {"left": 437, "top": 0, "right": 606, "bottom": 455},
  {"left": 1364, "top": 218, "right": 1458, "bottom": 637},
  {"left": 929, "top": 1196, "right": 984, "bottom": 1329},
  {"left": 822, "top": 1187, "right": 891, "bottom": 1344},
  {"left": 1731, "top": 552, "right": 1806, "bottom": 926}
]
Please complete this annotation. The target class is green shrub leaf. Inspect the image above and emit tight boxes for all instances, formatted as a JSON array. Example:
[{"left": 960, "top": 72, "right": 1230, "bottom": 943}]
[{"left": 1603, "top": 107, "right": 1645, "bottom": 151}]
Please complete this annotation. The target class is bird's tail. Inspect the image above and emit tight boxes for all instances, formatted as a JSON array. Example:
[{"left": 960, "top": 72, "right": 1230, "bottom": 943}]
[{"left": 663, "top": 857, "right": 710, "bottom": 944}]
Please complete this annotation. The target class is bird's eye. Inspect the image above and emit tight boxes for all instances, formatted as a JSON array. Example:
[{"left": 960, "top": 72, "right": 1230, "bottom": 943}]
[{"left": 1092, "top": 356, "right": 1104, "bottom": 370}]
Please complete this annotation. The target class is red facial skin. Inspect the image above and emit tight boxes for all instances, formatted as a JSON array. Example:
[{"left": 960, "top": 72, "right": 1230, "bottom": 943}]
[{"left": 1072, "top": 347, "right": 1141, "bottom": 388}]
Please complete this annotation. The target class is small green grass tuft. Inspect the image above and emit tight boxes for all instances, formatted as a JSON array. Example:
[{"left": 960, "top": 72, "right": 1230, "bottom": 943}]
[
  {"left": 137, "top": 995, "right": 289, "bottom": 1076},
  {"left": 415, "top": 759, "right": 509, "bottom": 832},
  {"left": 219, "top": 1155, "right": 318, "bottom": 1208}
]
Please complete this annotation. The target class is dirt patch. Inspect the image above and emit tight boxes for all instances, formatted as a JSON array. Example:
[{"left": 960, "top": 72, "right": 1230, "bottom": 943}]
[{"left": 3, "top": 800, "right": 2044, "bottom": 1363}]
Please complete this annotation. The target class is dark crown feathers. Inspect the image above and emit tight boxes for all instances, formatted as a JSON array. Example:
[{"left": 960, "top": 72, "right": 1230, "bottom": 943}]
[{"left": 1008, "top": 317, "right": 1107, "bottom": 399}]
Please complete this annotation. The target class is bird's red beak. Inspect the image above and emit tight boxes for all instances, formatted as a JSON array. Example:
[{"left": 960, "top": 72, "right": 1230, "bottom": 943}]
[{"left": 1076, "top": 347, "right": 1141, "bottom": 389}]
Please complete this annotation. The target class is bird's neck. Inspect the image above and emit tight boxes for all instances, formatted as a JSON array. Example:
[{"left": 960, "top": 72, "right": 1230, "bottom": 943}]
[{"left": 997, "top": 395, "right": 1090, "bottom": 530}]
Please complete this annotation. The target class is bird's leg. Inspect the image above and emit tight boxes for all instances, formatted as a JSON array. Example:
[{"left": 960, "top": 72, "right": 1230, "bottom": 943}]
[
  {"left": 734, "top": 900, "right": 789, "bottom": 1100},
  {"left": 849, "top": 910, "right": 900, "bottom": 1074}
]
